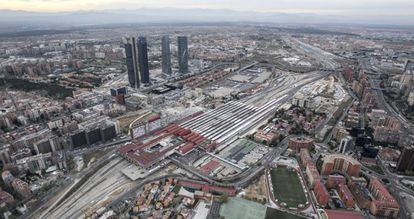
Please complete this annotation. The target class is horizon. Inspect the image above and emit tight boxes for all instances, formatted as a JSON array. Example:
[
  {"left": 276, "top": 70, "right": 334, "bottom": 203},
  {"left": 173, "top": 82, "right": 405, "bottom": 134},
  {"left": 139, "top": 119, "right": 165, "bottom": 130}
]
[
  {"left": 0, "top": 7, "right": 414, "bottom": 27},
  {"left": 1, "top": 1, "right": 414, "bottom": 219},
  {"left": 1, "top": 0, "right": 413, "bottom": 14}
]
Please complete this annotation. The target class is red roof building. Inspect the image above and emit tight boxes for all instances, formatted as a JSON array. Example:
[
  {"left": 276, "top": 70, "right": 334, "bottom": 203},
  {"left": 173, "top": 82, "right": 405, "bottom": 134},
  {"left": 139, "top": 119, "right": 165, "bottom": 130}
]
[
  {"left": 300, "top": 148, "right": 312, "bottom": 167},
  {"left": 288, "top": 136, "right": 314, "bottom": 153},
  {"left": 0, "top": 189, "right": 14, "bottom": 206},
  {"left": 11, "top": 178, "right": 32, "bottom": 199},
  {"left": 325, "top": 209, "right": 364, "bottom": 219},
  {"left": 327, "top": 175, "right": 346, "bottom": 189},
  {"left": 322, "top": 154, "right": 361, "bottom": 177},
  {"left": 177, "top": 180, "right": 236, "bottom": 196},
  {"left": 254, "top": 129, "right": 276, "bottom": 143},
  {"left": 338, "top": 183, "right": 355, "bottom": 209},
  {"left": 200, "top": 160, "right": 220, "bottom": 174},
  {"left": 178, "top": 143, "right": 195, "bottom": 155},
  {"left": 314, "top": 180, "right": 329, "bottom": 207},
  {"left": 342, "top": 67, "right": 354, "bottom": 82},
  {"left": 306, "top": 163, "right": 321, "bottom": 188},
  {"left": 368, "top": 178, "right": 400, "bottom": 218}
]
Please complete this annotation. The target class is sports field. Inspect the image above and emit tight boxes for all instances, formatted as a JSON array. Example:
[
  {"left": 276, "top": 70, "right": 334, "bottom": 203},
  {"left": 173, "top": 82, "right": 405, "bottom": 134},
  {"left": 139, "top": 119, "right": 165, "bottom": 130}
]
[
  {"left": 265, "top": 207, "right": 306, "bottom": 219},
  {"left": 220, "top": 197, "right": 266, "bottom": 219},
  {"left": 270, "top": 166, "right": 307, "bottom": 208}
]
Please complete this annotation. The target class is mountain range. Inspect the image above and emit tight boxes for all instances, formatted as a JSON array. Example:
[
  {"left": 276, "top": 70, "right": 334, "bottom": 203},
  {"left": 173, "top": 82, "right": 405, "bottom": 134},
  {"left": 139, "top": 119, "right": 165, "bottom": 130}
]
[{"left": 0, "top": 8, "right": 413, "bottom": 33}]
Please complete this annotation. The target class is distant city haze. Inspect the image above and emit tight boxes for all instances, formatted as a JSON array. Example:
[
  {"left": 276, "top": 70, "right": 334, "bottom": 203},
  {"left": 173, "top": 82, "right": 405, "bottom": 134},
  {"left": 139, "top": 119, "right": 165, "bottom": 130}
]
[
  {"left": 1, "top": 0, "right": 413, "bottom": 15},
  {"left": 0, "top": 0, "right": 413, "bottom": 26}
]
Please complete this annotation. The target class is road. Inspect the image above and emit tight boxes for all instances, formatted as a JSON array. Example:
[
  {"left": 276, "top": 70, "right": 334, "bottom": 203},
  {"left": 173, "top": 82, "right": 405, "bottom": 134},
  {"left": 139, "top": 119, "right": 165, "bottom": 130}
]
[
  {"left": 361, "top": 163, "right": 412, "bottom": 219},
  {"left": 71, "top": 136, "right": 131, "bottom": 156},
  {"left": 360, "top": 58, "right": 413, "bottom": 131},
  {"left": 168, "top": 67, "right": 333, "bottom": 187},
  {"left": 288, "top": 38, "right": 340, "bottom": 70},
  {"left": 170, "top": 135, "right": 291, "bottom": 189},
  {"left": 36, "top": 40, "right": 343, "bottom": 218},
  {"left": 335, "top": 58, "right": 414, "bottom": 218}
]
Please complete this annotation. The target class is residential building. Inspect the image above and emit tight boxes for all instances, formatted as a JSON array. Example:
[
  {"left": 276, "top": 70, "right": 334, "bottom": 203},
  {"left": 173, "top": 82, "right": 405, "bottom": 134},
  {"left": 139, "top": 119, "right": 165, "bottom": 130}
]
[
  {"left": 322, "top": 154, "right": 361, "bottom": 177},
  {"left": 368, "top": 178, "right": 400, "bottom": 218}
]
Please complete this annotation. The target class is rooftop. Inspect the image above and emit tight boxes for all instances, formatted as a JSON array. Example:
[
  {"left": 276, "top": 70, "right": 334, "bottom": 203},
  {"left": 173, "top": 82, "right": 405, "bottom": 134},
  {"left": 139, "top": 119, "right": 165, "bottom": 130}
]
[{"left": 325, "top": 209, "right": 364, "bottom": 219}]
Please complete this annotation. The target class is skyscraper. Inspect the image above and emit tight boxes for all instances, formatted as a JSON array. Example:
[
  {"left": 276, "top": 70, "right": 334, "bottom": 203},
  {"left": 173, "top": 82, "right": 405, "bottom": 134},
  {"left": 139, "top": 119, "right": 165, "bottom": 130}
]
[
  {"left": 124, "top": 37, "right": 140, "bottom": 88},
  {"left": 161, "top": 36, "right": 172, "bottom": 75},
  {"left": 137, "top": 36, "right": 150, "bottom": 84},
  {"left": 177, "top": 36, "right": 188, "bottom": 74}
]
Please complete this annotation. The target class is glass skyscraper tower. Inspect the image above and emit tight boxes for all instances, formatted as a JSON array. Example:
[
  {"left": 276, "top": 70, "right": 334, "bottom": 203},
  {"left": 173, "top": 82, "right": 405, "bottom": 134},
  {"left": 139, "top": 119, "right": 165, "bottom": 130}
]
[
  {"left": 137, "top": 36, "right": 150, "bottom": 84},
  {"left": 161, "top": 36, "right": 172, "bottom": 75},
  {"left": 124, "top": 36, "right": 140, "bottom": 88},
  {"left": 177, "top": 36, "right": 188, "bottom": 74}
]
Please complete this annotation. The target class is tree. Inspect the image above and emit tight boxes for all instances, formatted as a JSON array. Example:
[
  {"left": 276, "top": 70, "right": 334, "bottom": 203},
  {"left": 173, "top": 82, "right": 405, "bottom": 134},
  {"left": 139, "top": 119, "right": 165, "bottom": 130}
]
[
  {"left": 0, "top": 125, "right": 10, "bottom": 132},
  {"left": 269, "top": 137, "right": 279, "bottom": 147},
  {"left": 221, "top": 194, "right": 229, "bottom": 203}
]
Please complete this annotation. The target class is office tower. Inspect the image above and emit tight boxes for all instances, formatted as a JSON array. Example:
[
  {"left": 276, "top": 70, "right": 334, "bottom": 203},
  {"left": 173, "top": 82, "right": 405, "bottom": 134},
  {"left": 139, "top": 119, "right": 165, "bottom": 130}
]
[
  {"left": 161, "top": 36, "right": 172, "bottom": 75},
  {"left": 137, "top": 36, "right": 150, "bottom": 84},
  {"left": 124, "top": 37, "right": 140, "bottom": 88},
  {"left": 177, "top": 36, "right": 189, "bottom": 74}
]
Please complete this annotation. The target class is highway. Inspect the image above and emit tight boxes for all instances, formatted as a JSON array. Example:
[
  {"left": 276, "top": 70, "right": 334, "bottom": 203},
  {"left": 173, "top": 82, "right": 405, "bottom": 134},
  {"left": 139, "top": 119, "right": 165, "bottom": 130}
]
[
  {"left": 38, "top": 42, "right": 339, "bottom": 218},
  {"left": 288, "top": 38, "right": 340, "bottom": 70},
  {"left": 37, "top": 80, "right": 308, "bottom": 217},
  {"left": 107, "top": 40, "right": 338, "bottom": 214}
]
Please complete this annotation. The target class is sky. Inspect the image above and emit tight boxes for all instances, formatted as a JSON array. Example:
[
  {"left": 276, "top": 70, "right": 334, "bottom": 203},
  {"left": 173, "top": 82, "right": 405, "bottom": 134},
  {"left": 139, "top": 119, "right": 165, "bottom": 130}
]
[{"left": 1, "top": 0, "right": 414, "bottom": 17}]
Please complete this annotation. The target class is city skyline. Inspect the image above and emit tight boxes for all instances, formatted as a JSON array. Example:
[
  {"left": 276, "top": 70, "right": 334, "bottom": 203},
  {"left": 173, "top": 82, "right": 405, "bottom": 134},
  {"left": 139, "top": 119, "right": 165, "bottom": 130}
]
[{"left": 1, "top": 1, "right": 414, "bottom": 218}]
